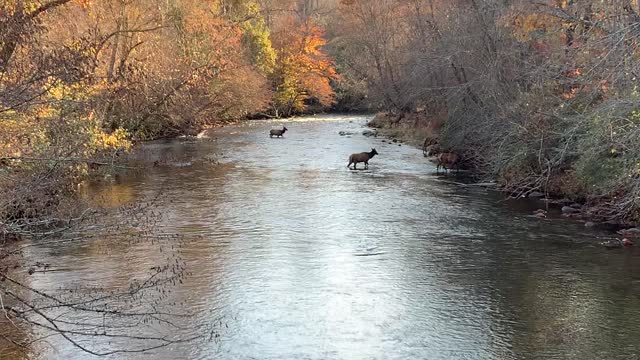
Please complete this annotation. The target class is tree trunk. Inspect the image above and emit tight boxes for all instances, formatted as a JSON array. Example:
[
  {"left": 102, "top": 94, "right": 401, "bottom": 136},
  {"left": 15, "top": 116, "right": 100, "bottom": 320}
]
[
  {"left": 0, "top": 0, "right": 72, "bottom": 72},
  {"left": 107, "top": 1, "right": 127, "bottom": 81}
]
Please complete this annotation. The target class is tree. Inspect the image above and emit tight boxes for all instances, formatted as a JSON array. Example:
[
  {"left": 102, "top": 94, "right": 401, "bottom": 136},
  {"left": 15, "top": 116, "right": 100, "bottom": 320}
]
[{"left": 272, "top": 17, "right": 337, "bottom": 116}]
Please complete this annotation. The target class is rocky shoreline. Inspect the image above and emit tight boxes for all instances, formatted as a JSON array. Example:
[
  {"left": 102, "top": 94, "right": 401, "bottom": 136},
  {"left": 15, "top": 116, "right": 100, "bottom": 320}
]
[{"left": 365, "top": 112, "right": 639, "bottom": 248}]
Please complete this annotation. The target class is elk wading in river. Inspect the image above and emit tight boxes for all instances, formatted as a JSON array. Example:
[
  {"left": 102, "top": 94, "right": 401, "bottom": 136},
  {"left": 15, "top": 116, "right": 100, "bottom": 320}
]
[
  {"left": 269, "top": 126, "right": 288, "bottom": 138},
  {"left": 436, "top": 152, "right": 460, "bottom": 174},
  {"left": 347, "top": 148, "right": 378, "bottom": 170}
]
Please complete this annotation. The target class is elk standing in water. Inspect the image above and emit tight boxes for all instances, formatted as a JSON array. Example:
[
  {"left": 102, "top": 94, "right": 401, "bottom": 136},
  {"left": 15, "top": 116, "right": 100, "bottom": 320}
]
[
  {"left": 436, "top": 152, "right": 460, "bottom": 174},
  {"left": 347, "top": 148, "right": 378, "bottom": 170},
  {"left": 269, "top": 126, "right": 288, "bottom": 138}
]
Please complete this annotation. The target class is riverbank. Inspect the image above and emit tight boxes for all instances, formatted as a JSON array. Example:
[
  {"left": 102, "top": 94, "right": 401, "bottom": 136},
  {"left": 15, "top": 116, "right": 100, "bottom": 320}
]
[{"left": 367, "top": 111, "right": 639, "bottom": 234}]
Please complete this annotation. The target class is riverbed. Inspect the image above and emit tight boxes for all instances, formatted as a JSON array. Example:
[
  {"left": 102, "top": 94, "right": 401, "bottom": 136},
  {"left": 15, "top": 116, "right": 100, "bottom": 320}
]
[{"left": 22, "top": 114, "right": 640, "bottom": 359}]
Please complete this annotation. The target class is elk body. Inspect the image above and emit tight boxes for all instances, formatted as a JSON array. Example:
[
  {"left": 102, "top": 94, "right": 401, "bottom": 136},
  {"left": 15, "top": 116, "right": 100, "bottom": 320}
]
[
  {"left": 269, "top": 126, "right": 288, "bottom": 138},
  {"left": 436, "top": 152, "right": 460, "bottom": 173},
  {"left": 347, "top": 148, "right": 378, "bottom": 170}
]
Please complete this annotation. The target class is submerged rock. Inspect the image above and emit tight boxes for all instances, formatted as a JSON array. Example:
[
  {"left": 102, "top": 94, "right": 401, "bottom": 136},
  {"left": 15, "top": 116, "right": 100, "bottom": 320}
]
[
  {"left": 531, "top": 209, "right": 547, "bottom": 219},
  {"left": 561, "top": 206, "right": 580, "bottom": 214},
  {"left": 362, "top": 129, "right": 377, "bottom": 137},
  {"left": 339, "top": 131, "right": 355, "bottom": 136},
  {"left": 601, "top": 239, "right": 622, "bottom": 249},
  {"left": 600, "top": 237, "right": 634, "bottom": 249},
  {"left": 196, "top": 130, "right": 210, "bottom": 139},
  {"left": 584, "top": 221, "right": 595, "bottom": 228},
  {"left": 528, "top": 191, "right": 545, "bottom": 198}
]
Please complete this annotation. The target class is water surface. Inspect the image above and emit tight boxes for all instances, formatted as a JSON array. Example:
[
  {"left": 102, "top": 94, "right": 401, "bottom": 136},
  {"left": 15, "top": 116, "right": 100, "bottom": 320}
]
[{"left": 25, "top": 115, "right": 640, "bottom": 359}]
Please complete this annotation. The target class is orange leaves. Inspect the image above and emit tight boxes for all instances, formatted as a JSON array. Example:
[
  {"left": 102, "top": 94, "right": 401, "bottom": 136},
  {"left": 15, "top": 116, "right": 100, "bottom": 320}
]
[
  {"left": 561, "top": 87, "right": 578, "bottom": 100},
  {"left": 566, "top": 68, "right": 582, "bottom": 78},
  {"left": 272, "top": 18, "right": 338, "bottom": 114},
  {"left": 179, "top": 3, "right": 246, "bottom": 71},
  {"left": 302, "top": 25, "right": 327, "bottom": 55}
]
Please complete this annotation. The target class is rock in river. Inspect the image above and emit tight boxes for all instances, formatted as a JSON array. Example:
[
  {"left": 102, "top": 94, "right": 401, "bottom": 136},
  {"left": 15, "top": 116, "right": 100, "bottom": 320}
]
[
  {"left": 562, "top": 206, "right": 580, "bottom": 214},
  {"left": 528, "top": 191, "right": 545, "bottom": 198},
  {"left": 601, "top": 239, "right": 623, "bottom": 249}
]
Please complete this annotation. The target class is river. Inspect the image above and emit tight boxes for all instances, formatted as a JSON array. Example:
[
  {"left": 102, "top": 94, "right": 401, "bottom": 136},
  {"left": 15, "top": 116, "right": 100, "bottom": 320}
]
[{"left": 20, "top": 115, "right": 640, "bottom": 359}]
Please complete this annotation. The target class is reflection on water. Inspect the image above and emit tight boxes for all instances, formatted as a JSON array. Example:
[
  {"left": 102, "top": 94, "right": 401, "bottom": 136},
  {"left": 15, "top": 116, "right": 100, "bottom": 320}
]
[{"left": 22, "top": 115, "right": 640, "bottom": 359}]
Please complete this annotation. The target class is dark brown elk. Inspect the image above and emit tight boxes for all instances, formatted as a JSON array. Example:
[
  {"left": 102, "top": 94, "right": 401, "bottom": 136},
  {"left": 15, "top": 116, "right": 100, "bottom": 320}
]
[
  {"left": 436, "top": 152, "right": 460, "bottom": 173},
  {"left": 347, "top": 148, "right": 378, "bottom": 170},
  {"left": 269, "top": 126, "right": 288, "bottom": 138}
]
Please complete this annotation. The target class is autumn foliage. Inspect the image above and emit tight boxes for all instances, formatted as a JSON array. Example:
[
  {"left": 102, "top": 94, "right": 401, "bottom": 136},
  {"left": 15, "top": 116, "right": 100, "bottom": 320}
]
[
  {"left": 0, "top": 1, "right": 340, "bottom": 354},
  {"left": 272, "top": 18, "right": 337, "bottom": 116},
  {"left": 0, "top": 0, "right": 338, "bottom": 240}
]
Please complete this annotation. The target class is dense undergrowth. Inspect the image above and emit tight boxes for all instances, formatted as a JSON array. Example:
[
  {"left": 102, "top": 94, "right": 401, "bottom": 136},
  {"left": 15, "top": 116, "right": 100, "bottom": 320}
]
[{"left": 332, "top": 1, "right": 640, "bottom": 225}]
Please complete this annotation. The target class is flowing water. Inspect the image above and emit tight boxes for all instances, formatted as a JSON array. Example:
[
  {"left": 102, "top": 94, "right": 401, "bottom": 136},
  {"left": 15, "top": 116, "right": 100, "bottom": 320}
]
[{"left": 20, "top": 115, "right": 640, "bottom": 359}]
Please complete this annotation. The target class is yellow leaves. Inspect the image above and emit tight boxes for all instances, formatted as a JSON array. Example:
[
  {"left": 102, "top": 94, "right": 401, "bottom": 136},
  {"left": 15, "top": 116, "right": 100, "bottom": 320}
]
[
  {"left": 91, "top": 127, "right": 131, "bottom": 151},
  {"left": 75, "top": 0, "right": 92, "bottom": 9},
  {"left": 2, "top": 0, "right": 91, "bottom": 17},
  {"left": 25, "top": 2, "right": 39, "bottom": 14},
  {"left": 43, "top": 76, "right": 111, "bottom": 102},
  {"left": 84, "top": 112, "right": 131, "bottom": 152},
  {"left": 44, "top": 77, "right": 67, "bottom": 100},
  {"left": 34, "top": 105, "right": 57, "bottom": 118},
  {"left": 0, "top": 111, "right": 46, "bottom": 159},
  {"left": 0, "top": 104, "right": 131, "bottom": 175}
]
